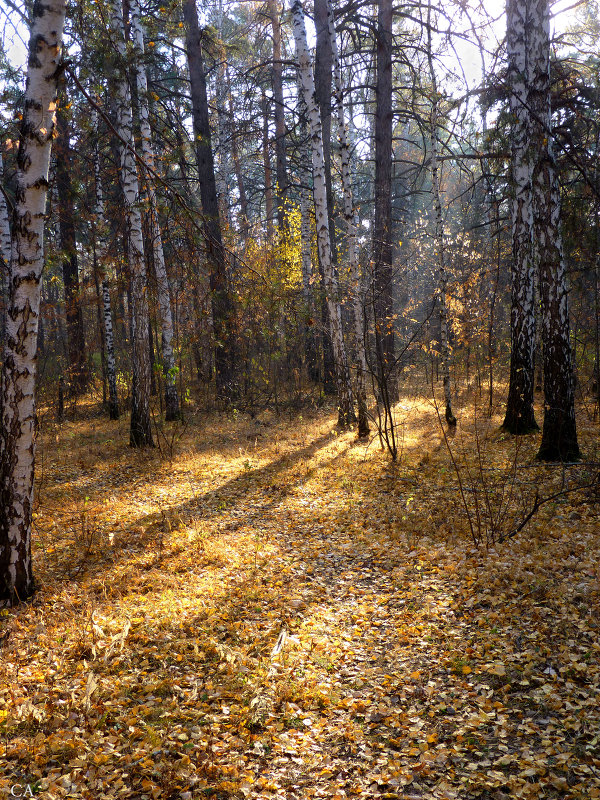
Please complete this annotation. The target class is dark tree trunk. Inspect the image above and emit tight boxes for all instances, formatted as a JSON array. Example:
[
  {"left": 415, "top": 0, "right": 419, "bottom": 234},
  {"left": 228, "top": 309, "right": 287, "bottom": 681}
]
[
  {"left": 268, "top": 0, "right": 288, "bottom": 228},
  {"left": 372, "top": 0, "right": 397, "bottom": 402},
  {"left": 55, "top": 86, "right": 87, "bottom": 396},
  {"left": 184, "top": 0, "right": 237, "bottom": 404},
  {"left": 226, "top": 65, "right": 249, "bottom": 235},
  {"left": 530, "top": 0, "right": 579, "bottom": 461},
  {"left": 314, "top": 0, "right": 337, "bottom": 265},
  {"left": 261, "top": 91, "right": 275, "bottom": 238},
  {"left": 313, "top": 0, "right": 336, "bottom": 395}
]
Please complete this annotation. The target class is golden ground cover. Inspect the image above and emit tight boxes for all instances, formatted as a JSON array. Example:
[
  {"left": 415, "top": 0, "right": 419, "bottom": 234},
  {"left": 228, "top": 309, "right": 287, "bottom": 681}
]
[{"left": 1, "top": 395, "right": 599, "bottom": 799}]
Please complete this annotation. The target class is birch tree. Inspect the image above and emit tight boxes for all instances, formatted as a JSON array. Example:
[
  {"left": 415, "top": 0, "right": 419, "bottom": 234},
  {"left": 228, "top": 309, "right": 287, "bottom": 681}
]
[
  {"left": 0, "top": 152, "right": 11, "bottom": 348},
  {"left": 92, "top": 109, "right": 119, "bottom": 421},
  {"left": 292, "top": 0, "right": 355, "bottom": 426},
  {"left": 426, "top": 5, "right": 456, "bottom": 426},
  {"left": 130, "top": 0, "right": 181, "bottom": 421},
  {"left": 503, "top": 0, "right": 538, "bottom": 434},
  {"left": 529, "top": 0, "right": 580, "bottom": 460},
  {"left": 297, "top": 79, "right": 319, "bottom": 382},
  {"left": 329, "top": 4, "right": 369, "bottom": 436},
  {"left": 0, "top": 0, "right": 67, "bottom": 604},
  {"left": 109, "top": 0, "right": 154, "bottom": 446}
]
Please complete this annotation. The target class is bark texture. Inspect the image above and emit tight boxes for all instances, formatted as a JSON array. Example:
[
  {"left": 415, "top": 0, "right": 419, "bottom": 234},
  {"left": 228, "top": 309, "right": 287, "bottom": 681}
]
[
  {"left": 55, "top": 86, "right": 88, "bottom": 395},
  {"left": 372, "top": 0, "right": 397, "bottom": 401},
  {"left": 109, "top": 0, "right": 154, "bottom": 446},
  {"left": 268, "top": 0, "right": 288, "bottom": 228},
  {"left": 426, "top": 6, "right": 455, "bottom": 426},
  {"left": 529, "top": 0, "right": 579, "bottom": 460},
  {"left": 0, "top": 0, "right": 67, "bottom": 604},
  {"left": 92, "top": 109, "right": 119, "bottom": 421},
  {"left": 503, "top": 0, "right": 538, "bottom": 434},
  {"left": 183, "top": 0, "right": 237, "bottom": 403},
  {"left": 0, "top": 153, "right": 11, "bottom": 349},
  {"left": 130, "top": 0, "right": 180, "bottom": 421},
  {"left": 292, "top": 0, "right": 355, "bottom": 426},
  {"left": 329, "top": 5, "right": 369, "bottom": 437}
]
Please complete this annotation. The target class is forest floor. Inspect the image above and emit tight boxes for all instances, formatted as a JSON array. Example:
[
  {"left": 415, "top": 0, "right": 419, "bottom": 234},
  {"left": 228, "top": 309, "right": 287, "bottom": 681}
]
[{"left": 1, "top": 390, "right": 600, "bottom": 800}]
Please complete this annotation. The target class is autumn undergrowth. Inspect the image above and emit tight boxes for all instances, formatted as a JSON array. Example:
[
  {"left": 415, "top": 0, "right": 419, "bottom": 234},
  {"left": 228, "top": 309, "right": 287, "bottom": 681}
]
[{"left": 0, "top": 390, "right": 599, "bottom": 799}]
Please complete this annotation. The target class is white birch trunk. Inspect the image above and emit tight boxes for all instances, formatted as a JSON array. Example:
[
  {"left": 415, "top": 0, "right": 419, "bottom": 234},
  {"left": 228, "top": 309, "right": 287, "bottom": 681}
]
[
  {"left": 109, "top": 0, "right": 154, "bottom": 446},
  {"left": 92, "top": 109, "right": 119, "bottom": 421},
  {"left": 529, "top": 0, "right": 579, "bottom": 460},
  {"left": 0, "top": 0, "right": 67, "bottom": 603},
  {"left": 0, "top": 152, "right": 11, "bottom": 347},
  {"left": 329, "top": 6, "right": 369, "bottom": 437},
  {"left": 292, "top": 0, "right": 355, "bottom": 426},
  {"left": 426, "top": 7, "right": 456, "bottom": 426},
  {"left": 130, "top": 0, "right": 180, "bottom": 421},
  {"left": 297, "top": 88, "right": 319, "bottom": 382},
  {"left": 503, "top": 0, "right": 538, "bottom": 433}
]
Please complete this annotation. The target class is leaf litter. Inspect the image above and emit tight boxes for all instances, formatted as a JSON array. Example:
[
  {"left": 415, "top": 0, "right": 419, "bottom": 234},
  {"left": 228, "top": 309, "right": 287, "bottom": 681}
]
[{"left": 0, "top": 398, "right": 599, "bottom": 799}]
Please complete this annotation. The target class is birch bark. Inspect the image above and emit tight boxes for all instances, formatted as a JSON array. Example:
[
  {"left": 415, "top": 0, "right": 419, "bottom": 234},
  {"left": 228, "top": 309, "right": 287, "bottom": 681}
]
[
  {"left": 292, "top": 0, "right": 355, "bottom": 426},
  {"left": 92, "top": 109, "right": 119, "bottom": 421},
  {"left": 226, "top": 65, "right": 249, "bottom": 235},
  {"left": 503, "top": 0, "right": 538, "bottom": 434},
  {"left": 130, "top": 0, "right": 181, "bottom": 421},
  {"left": 0, "top": 152, "right": 11, "bottom": 348},
  {"left": 329, "top": 5, "right": 369, "bottom": 436},
  {"left": 0, "top": 0, "right": 67, "bottom": 603},
  {"left": 109, "top": 0, "right": 154, "bottom": 446},
  {"left": 426, "top": 6, "right": 456, "bottom": 426},
  {"left": 297, "top": 80, "right": 319, "bottom": 382},
  {"left": 529, "top": 0, "right": 579, "bottom": 460}
]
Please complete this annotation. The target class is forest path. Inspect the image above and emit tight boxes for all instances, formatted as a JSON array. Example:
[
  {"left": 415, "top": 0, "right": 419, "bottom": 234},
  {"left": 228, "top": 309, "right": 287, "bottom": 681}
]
[{"left": 1, "top": 401, "right": 599, "bottom": 800}]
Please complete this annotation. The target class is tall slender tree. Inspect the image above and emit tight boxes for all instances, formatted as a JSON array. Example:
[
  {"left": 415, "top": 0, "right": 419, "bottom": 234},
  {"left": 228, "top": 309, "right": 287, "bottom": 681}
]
[
  {"left": 109, "top": 0, "right": 154, "bottom": 446},
  {"left": 329, "top": 3, "right": 369, "bottom": 436},
  {"left": 503, "top": 0, "right": 538, "bottom": 434},
  {"left": 0, "top": 152, "right": 11, "bottom": 348},
  {"left": 292, "top": 0, "right": 355, "bottom": 426},
  {"left": 0, "top": 0, "right": 67, "bottom": 603},
  {"left": 55, "top": 81, "right": 88, "bottom": 395},
  {"left": 426, "top": 4, "right": 456, "bottom": 426},
  {"left": 130, "top": 0, "right": 181, "bottom": 421},
  {"left": 92, "top": 109, "right": 119, "bottom": 421},
  {"left": 268, "top": 0, "right": 288, "bottom": 228},
  {"left": 529, "top": 0, "right": 580, "bottom": 460},
  {"left": 183, "top": 0, "right": 237, "bottom": 403},
  {"left": 372, "top": 0, "right": 397, "bottom": 402}
]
